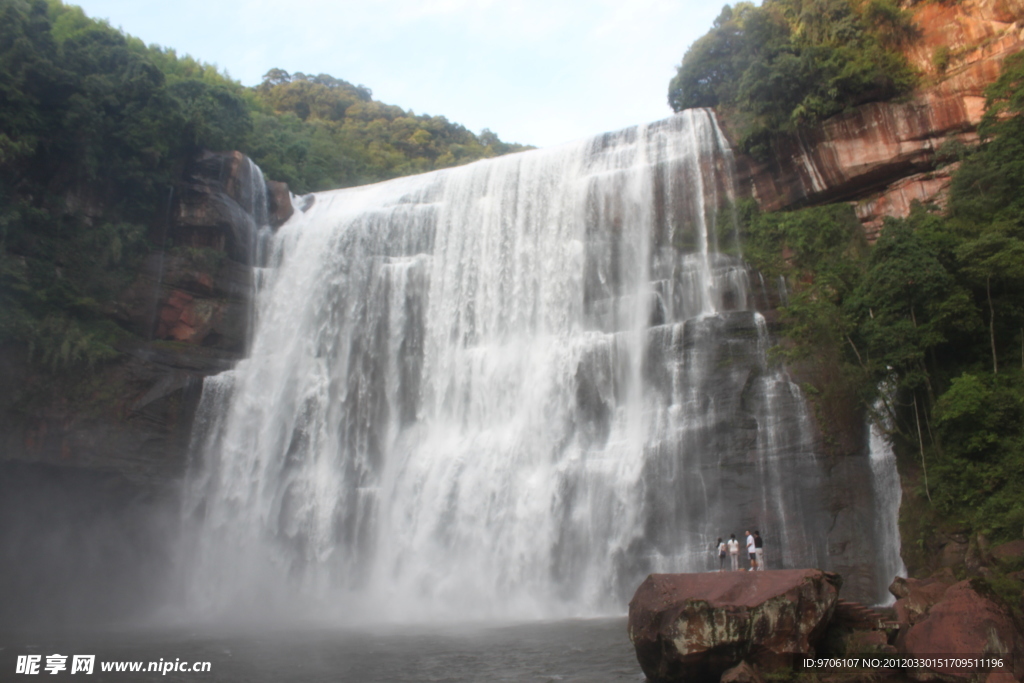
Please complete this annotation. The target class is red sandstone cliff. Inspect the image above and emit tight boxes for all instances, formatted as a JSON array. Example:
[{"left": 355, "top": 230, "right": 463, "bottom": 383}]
[{"left": 730, "top": 0, "right": 1024, "bottom": 238}]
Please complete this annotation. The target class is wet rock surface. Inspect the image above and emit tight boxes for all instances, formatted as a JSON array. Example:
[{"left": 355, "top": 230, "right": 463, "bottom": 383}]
[
  {"left": 173, "top": 150, "right": 269, "bottom": 265},
  {"left": 628, "top": 570, "right": 840, "bottom": 683},
  {"left": 631, "top": 310, "right": 884, "bottom": 604},
  {"left": 266, "top": 179, "right": 294, "bottom": 227}
]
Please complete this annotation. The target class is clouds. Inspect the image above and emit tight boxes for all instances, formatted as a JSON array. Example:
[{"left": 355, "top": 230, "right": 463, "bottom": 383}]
[{"left": 73, "top": 0, "right": 720, "bottom": 148}]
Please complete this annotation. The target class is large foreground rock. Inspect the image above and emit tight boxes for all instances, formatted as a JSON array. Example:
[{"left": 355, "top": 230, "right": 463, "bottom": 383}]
[{"left": 628, "top": 570, "right": 840, "bottom": 683}]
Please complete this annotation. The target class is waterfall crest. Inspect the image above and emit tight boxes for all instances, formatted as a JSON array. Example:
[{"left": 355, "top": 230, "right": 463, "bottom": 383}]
[{"left": 184, "top": 110, "right": 894, "bottom": 620}]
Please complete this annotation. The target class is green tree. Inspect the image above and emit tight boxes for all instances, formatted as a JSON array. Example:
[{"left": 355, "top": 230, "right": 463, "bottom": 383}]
[
  {"left": 932, "top": 373, "right": 1024, "bottom": 537},
  {"left": 955, "top": 227, "right": 1024, "bottom": 374}
]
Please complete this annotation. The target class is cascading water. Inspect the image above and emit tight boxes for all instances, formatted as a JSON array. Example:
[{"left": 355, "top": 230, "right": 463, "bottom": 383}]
[
  {"left": 869, "top": 415, "right": 908, "bottom": 604},
  {"left": 183, "top": 109, "right": 896, "bottom": 620},
  {"left": 237, "top": 158, "right": 276, "bottom": 352}
]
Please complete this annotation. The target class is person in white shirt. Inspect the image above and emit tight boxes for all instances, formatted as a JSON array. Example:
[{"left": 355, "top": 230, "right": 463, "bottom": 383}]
[
  {"left": 716, "top": 538, "right": 727, "bottom": 572},
  {"left": 727, "top": 534, "right": 740, "bottom": 571}
]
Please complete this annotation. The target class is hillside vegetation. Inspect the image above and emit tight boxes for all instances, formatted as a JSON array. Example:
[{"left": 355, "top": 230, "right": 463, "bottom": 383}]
[
  {"left": 249, "top": 69, "right": 529, "bottom": 193},
  {"left": 0, "top": 0, "right": 528, "bottom": 374}
]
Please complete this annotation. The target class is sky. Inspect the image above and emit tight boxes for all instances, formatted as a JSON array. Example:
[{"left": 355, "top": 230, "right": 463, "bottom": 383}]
[{"left": 69, "top": 0, "right": 725, "bottom": 149}]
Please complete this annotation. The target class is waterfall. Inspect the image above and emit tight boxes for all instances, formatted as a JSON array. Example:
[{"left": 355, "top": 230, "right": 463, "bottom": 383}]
[
  {"left": 869, "top": 419, "right": 907, "bottom": 604},
  {"left": 183, "top": 110, "right": 893, "bottom": 620},
  {"left": 239, "top": 158, "right": 276, "bottom": 354}
]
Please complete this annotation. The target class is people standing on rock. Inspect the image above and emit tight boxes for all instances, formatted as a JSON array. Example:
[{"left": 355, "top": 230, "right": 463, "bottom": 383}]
[
  {"left": 716, "top": 538, "right": 727, "bottom": 571},
  {"left": 754, "top": 530, "right": 764, "bottom": 571},
  {"left": 727, "top": 534, "right": 739, "bottom": 571},
  {"left": 746, "top": 530, "right": 757, "bottom": 571}
]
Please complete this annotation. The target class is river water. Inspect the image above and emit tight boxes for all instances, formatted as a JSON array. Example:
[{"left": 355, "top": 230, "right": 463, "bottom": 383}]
[{"left": 3, "top": 617, "right": 640, "bottom": 682}]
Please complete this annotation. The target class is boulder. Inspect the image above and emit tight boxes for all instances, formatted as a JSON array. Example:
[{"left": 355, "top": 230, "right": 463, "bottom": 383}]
[
  {"left": 628, "top": 570, "right": 840, "bottom": 683},
  {"left": 844, "top": 629, "right": 894, "bottom": 655},
  {"left": 900, "top": 579, "right": 1024, "bottom": 680},
  {"left": 991, "top": 540, "right": 1024, "bottom": 562},
  {"left": 267, "top": 180, "right": 293, "bottom": 228},
  {"left": 889, "top": 573, "right": 957, "bottom": 626}
]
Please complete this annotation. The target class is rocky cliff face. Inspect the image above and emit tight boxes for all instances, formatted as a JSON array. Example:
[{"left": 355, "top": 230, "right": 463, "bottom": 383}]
[
  {"left": 730, "top": 0, "right": 1024, "bottom": 237},
  {"left": 1, "top": 151, "right": 292, "bottom": 487}
]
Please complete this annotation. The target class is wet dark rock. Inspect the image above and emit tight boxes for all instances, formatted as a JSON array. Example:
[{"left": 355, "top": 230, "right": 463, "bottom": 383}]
[
  {"left": 1, "top": 348, "right": 209, "bottom": 487},
  {"left": 267, "top": 179, "right": 293, "bottom": 227},
  {"left": 632, "top": 307, "right": 884, "bottom": 603},
  {"left": 173, "top": 150, "right": 268, "bottom": 265}
]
